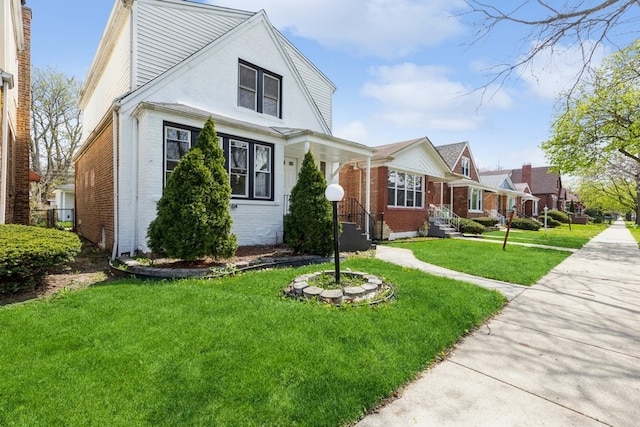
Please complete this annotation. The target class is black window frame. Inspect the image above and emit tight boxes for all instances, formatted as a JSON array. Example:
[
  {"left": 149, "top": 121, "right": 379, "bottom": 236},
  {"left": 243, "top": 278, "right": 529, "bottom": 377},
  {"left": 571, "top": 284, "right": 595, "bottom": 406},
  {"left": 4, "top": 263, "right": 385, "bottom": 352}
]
[
  {"left": 238, "top": 59, "right": 282, "bottom": 118},
  {"left": 162, "top": 122, "right": 275, "bottom": 201}
]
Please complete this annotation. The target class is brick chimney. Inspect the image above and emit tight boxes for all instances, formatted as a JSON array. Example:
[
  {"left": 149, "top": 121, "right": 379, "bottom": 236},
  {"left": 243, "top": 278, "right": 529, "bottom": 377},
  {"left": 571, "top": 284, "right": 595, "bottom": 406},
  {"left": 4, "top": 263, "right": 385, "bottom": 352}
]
[{"left": 522, "top": 163, "right": 532, "bottom": 186}]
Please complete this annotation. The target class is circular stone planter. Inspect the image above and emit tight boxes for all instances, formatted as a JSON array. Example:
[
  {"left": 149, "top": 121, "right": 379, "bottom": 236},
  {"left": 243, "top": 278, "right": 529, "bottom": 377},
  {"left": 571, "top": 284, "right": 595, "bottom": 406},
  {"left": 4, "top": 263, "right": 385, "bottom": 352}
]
[{"left": 284, "top": 270, "right": 394, "bottom": 306}]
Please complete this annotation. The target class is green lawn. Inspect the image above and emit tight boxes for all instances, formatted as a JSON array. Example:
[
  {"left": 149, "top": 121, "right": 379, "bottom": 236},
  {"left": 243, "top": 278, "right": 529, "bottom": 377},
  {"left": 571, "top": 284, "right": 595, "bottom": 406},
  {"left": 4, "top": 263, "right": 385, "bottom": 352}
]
[
  {"left": 481, "top": 223, "right": 607, "bottom": 249},
  {"left": 0, "top": 258, "right": 504, "bottom": 427},
  {"left": 625, "top": 221, "right": 640, "bottom": 247},
  {"left": 389, "top": 238, "right": 572, "bottom": 285}
]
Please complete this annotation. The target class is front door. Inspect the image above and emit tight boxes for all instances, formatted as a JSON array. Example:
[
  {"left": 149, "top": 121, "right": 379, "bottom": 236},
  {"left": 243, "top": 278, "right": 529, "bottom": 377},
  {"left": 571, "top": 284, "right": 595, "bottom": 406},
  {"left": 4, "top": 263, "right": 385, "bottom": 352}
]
[{"left": 284, "top": 157, "right": 298, "bottom": 212}]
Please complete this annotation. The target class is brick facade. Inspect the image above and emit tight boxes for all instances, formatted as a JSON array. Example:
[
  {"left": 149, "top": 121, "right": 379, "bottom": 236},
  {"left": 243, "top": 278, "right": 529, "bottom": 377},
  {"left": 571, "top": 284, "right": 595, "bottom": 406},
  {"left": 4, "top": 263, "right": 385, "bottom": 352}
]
[
  {"left": 0, "top": 3, "right": 30, "bottom": 224},
  {"left": 75, "top": 121, "right": 115, "bottom": 249},
  {"left": 340, "top": 164, "right": 428, "bottom": 239}
]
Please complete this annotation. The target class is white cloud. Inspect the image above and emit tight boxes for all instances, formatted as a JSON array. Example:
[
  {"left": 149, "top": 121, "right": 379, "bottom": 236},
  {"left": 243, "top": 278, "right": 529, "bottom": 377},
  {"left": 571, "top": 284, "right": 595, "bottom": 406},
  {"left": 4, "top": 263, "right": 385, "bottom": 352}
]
[
  {"left": 334, "top": 121, "right": 369, "bottom": 142},
  {"left": 205, "top": 0, "right": 466, "bottom": 58},
  {"left": 361, "top": 63, "right": 512, "bottom": 131},
  {"left": 517, "top": 41, "right": 608, "bottom": 99}
]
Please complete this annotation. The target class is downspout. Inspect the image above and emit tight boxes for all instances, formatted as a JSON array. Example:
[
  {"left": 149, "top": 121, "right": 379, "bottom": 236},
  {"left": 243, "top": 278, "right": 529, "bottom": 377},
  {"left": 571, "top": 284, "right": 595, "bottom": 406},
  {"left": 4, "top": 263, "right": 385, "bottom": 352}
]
[
  {"left": 0, "top": 72, "right": 15, "bottom": 224},
  {"left": 111, "top": 109, "right": 119, "bottom": 260},
  {"left": 130, "top": 116, "right": 139, "bottom": 255}
]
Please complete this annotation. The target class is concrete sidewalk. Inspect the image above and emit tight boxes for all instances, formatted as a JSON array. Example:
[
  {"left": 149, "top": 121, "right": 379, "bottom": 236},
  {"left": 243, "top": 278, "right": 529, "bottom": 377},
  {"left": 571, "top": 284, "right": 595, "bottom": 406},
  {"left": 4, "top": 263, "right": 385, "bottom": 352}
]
[{"left": 358, "top": 220, "right": 640, "bottom": 426}]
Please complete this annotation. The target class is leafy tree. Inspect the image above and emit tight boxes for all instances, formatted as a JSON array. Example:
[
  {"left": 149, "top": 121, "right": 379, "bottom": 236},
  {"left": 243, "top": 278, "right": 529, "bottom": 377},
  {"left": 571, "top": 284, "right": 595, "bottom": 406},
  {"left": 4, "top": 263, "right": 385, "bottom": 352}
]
[
  {"left": 542, "top": 40, "right": 640, "bottom": 223},
  {"left": 284, "top": 151, "right": 334, "bottom": 256},
  {"left": 30, "top": 67, "right": 82, "bottom": 205},
  {"left": 465, "top": 0, "right": 639, "bottom": 90},
  {"left": 568, "top": 200, "right": 576, "bottom": 213},
  {"left": 147, "top": 118, "right": 237, "bottom": 260}
]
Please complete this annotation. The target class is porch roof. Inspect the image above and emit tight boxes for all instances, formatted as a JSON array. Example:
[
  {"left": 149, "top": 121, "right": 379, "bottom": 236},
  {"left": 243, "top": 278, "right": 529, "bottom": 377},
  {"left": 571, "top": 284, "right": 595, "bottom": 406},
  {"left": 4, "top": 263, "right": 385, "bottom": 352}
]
[{"left": 135, "top": 102, "right": 374, "bottom": 164}]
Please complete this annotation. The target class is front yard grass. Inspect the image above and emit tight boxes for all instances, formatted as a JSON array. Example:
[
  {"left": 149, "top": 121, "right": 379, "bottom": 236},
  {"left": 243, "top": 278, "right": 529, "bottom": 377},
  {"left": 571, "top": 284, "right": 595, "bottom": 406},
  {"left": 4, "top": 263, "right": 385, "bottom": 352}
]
[
  {"left": 389, "top": 239, "right": 571, "bottom": 285},
  {"left": 0, "top": 257, "right": 504, "bottom": 427},
  {"left": 481, "top": 223, "right": 607, "bottom": 249},
  {"left": 625, "top": 221, "right": 640, "bottom": 247}
]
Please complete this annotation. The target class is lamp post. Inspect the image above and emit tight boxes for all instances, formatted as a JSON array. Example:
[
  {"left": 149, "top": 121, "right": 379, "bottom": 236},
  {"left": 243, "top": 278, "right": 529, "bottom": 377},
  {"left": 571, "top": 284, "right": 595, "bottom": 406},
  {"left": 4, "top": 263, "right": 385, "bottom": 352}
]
[
  {"left": 325, "top": 183, "right": 344, "bottom": 285},
  {"left": 543, "top": 205, "right": 548, "bottom": 235}
]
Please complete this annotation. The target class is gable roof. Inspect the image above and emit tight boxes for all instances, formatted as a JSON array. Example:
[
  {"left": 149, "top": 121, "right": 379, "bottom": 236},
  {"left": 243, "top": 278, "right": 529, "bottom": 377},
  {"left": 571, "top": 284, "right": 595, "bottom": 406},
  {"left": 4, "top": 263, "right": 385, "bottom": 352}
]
[
  {"left": 479, "top": 172, "right": 515, "bottom": 190},
  {"left": 81, "top": 0, "right": 336, "bottom": 133},
  {"left": 436, "top": 142, "right": 468, "bottom": 169},
  {"left": 511, "top": 166, "right": 560, "bottom": 195}
]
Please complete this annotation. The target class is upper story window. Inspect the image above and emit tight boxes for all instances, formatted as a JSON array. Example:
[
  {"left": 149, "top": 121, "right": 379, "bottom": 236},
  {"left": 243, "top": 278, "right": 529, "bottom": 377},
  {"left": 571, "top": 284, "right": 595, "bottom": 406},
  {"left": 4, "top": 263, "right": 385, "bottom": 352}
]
[
  {"left": 461, "top": 157, "right": 470, "bottom": 177},
  {"left": 238, "top": 60, "right": 282, "bottom": 118},
  {"left": 387, "top": 170, "right": 424, "bottom": 208}
]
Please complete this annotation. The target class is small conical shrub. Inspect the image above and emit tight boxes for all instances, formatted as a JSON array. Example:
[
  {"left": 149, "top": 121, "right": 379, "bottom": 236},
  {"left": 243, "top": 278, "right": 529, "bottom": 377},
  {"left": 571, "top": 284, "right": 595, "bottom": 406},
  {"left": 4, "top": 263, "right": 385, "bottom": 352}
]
[
  {"left": 147, "top": 118, "right": 237, "bottom": 260},
  {"left": 284, "top": 150, "right": 335, "bottom": 255}
]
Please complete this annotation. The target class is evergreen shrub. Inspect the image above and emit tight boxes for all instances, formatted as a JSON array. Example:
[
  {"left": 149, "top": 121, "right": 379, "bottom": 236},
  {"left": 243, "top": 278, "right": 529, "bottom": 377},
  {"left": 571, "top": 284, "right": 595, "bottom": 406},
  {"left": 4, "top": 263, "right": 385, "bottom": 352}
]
[
  {"left": 545, "top": 209, "right": 569, "bottom": 223},
  {"left": 0, "top": 224, "right": 81, "bottom": 293},
  {"left": 147, "top": 118, "right": 237, "bottom": 261},
  {"left": 472, "top": 217, "right": 499, "bottom": 227},
  {"left": 284, "top": 151, "right": 335, "bottom": 256}
]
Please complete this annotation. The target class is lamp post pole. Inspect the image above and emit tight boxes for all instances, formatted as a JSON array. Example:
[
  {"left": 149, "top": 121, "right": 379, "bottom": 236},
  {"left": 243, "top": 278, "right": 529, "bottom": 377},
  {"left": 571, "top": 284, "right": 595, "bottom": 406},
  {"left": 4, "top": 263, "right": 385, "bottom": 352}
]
[{"left": 325, "top": 184, "right": 344, "bottom": 285}]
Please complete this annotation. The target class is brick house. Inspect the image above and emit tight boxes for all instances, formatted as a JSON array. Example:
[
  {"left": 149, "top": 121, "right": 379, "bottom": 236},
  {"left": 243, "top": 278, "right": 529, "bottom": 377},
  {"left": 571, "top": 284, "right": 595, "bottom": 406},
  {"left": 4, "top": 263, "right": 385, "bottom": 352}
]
[
  {"left": 339, "top": 137, "right": 456, "bottom": 240},
  {"left": 0, "top": 0, "right": 30, "bottom": 225},
  {"left": 74, "top": 0, "right": 373, "bottom": 257},
  {"left": 478, "top": 171, "right": 538, "bottom": 222}
]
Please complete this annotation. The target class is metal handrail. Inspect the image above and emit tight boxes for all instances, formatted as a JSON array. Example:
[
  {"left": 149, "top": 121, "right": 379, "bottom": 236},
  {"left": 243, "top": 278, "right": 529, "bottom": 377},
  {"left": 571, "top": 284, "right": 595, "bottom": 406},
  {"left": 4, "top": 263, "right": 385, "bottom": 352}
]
[
  {"left": 429, "top": 204, "right": 462, "bottom": 231},
  {"left": 338, "top": 198, "right": 381, "bottom": 242}
]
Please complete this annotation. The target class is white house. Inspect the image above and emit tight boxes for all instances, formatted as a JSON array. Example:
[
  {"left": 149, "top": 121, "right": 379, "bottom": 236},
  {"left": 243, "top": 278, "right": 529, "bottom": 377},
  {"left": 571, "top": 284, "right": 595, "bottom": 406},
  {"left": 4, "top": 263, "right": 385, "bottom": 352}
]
[
  {"left": 52, "top": 183, "right": 75, "bottom": 222},
  {"left": 74, "top": 0, "right": 374, "bottom": 257}
]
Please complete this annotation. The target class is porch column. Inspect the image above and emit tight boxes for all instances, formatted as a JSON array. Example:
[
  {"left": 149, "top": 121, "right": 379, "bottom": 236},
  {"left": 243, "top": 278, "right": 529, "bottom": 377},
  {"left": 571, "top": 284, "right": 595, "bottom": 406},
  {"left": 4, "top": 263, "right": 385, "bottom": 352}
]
[
  {"left": 365, "top": 156, "right": 371, "bottom": 238},
  {"left": 440, "top": 182, "right": 443, "bottom": 206}
]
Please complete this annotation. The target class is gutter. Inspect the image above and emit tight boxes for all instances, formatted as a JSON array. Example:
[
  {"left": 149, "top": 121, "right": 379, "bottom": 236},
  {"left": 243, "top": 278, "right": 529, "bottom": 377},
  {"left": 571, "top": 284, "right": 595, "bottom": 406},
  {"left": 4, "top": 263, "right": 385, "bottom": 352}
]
[
  {"left": 111, "top": 108, "right": 119, "bottom": 260},
  {"left": 0, "top": 71, "right": 15, "bottom": 224}
]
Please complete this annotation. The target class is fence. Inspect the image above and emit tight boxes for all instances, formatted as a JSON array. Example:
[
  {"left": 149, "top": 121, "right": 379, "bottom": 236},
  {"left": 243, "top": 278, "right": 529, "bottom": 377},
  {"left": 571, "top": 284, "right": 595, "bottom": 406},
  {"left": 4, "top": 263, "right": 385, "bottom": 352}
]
[{"left": 31, "top": 209, "right": 75, "bottom": 229}]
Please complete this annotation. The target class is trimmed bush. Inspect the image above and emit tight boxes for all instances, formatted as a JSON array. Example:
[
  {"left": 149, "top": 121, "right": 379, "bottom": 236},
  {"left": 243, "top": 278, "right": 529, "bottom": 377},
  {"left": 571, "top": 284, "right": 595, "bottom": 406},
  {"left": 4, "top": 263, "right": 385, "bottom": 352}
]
[
  {"left": 147, "top": 118, "right": 237, "bottom": 261},
  {"left": 459, "top": 218, "right": 486, "bottom": 235},
  {"left": 472, "top": 217, "right": 499, "bottom": 227},
  {"left": 510, "top": 218, "right": 541, "bottom": 231},
  {"left": 539, "top": 216, "right": 562, "bottom": 228},
  {"left": 284, "top": 150, "right": 334, "bottom": 256},
  {"left": 0, "top": 224, "right": 81, "bottom": 293},
  {"left": 545, "top": 209, "right": 569, "bottom": 223}
]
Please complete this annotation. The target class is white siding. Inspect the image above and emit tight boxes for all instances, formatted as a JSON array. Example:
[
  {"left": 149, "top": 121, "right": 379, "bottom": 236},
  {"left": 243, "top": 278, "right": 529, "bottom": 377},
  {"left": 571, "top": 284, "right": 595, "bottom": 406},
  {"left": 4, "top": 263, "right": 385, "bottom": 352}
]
[
  {"left": 134, "top": 0, "right": 250, "bottom": 88},
  {"left": 0, "top": 0, "right": 20, "bottom": 125},
  {"left": 128, "top": 109, "right": 287, "bottom": 253},
  {"left": 278, "top": 34, "right": 334, "bottom": 132},
  {"left": 390, "top": 145, "right": 450, "bottom": 179},
  {"left": 82, "top": 23, "right": 132, "bottom": 141}
]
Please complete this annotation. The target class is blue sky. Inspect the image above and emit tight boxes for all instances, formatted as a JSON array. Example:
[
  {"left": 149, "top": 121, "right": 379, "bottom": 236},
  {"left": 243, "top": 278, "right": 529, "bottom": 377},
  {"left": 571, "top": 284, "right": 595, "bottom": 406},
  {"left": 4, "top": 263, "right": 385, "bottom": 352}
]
[{"left": 27, "top": 0, "right": 635, "bottom": 170}]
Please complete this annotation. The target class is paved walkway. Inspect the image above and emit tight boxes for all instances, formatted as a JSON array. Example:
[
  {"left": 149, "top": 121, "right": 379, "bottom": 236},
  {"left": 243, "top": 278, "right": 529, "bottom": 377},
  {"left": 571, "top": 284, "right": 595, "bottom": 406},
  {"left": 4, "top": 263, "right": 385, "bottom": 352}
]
[{"left": 358, "top": 220, "right": 640, "bottom": 426}]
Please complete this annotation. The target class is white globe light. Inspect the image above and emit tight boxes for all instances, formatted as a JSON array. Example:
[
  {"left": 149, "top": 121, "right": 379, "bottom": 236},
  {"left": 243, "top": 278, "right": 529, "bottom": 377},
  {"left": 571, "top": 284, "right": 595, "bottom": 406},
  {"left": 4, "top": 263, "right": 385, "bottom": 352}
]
[{"left": 325, "top": 183, "right": 344, "bottom": 202}]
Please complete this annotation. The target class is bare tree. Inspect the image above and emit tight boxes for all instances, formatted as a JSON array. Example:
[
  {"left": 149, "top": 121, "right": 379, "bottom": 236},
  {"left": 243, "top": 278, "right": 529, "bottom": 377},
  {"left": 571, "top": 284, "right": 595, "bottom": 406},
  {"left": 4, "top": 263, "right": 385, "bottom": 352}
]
[
  {"left": 465, "top": 1, "right": 640, "bottom": 91},
  {"left": 30, "top": 67, "right": 82, "bottom": 206}
]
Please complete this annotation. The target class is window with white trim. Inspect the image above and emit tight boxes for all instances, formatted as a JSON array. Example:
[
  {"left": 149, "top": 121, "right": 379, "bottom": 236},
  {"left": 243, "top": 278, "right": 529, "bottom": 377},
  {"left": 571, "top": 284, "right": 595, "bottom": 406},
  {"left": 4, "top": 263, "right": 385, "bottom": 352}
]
[
  {"left": 461, "top": 157, "right": 470, "bottom": 177},
  {"left": 469, "top": 187, "right": 483, "bottom": 211},
  {"left": 387, "top": 170, "right": 424, "bottom": 208},
  {"left": 238, "top": 60, "right": 281, "bottom": 118}
]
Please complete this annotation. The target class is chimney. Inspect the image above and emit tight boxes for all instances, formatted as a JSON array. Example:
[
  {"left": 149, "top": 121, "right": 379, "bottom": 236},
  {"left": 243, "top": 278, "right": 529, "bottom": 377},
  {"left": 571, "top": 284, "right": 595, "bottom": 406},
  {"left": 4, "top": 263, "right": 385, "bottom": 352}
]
[{"left": 522, "top": 163, "right": 532, "bottom": 186}]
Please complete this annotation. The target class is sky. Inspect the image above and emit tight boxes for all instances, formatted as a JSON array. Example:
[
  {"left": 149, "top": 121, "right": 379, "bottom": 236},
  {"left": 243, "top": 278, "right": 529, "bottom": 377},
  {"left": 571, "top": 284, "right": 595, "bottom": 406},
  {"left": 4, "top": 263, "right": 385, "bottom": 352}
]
[{"left": 26, "top": 0, "right": 638, "bottom": 171}]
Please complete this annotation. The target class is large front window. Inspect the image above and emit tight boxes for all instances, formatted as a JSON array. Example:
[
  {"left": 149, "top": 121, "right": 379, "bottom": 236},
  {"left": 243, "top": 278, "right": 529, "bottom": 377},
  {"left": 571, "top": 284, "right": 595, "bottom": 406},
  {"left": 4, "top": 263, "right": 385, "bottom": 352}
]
[
  {"left": 162, "top": 122, "right": 274, "bottom": 201},
  {"left": 238, "top": 61, "right": 281, "bottom": 118},
  {"left": 225, "top": 137, "right": 273, "bottom": 200},
  {"left": 387, "top": 170, "right": 423, "bottom": 208},
  {"left": 469, "top": 188, "right": 483, "bottom": 212}
]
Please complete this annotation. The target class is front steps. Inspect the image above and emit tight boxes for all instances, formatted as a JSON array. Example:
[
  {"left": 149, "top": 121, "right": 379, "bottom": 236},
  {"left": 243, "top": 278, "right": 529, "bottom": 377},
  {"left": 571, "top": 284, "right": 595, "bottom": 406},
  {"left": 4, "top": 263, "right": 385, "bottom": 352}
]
[
  {"left": 427, "top": 220, "right": 463, "bottom": 238},
  {"left": 339, "top": 222, "right": 375, "bottom": 252}
]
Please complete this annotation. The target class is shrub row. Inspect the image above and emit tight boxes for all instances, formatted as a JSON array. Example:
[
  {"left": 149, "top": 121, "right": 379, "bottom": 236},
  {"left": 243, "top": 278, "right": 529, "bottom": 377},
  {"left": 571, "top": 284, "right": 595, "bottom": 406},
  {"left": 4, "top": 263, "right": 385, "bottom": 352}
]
[
  {"left": 0, "top": 224, "right": 81, "bottom": 293},
  {"left": 539, "top": 216, "right": 562, "bottom": 228},
  {"left": 510, "top": 218, "right": 541, "bottom": 231},
  {"left": 545, "top": 209, "right": 570, "bottom": 223},
  {"left": 459, "top": 218, "right": 486, "bottom": 235},
  {"left": 471, "top": 217, "right": 499, "bottom": 227}
]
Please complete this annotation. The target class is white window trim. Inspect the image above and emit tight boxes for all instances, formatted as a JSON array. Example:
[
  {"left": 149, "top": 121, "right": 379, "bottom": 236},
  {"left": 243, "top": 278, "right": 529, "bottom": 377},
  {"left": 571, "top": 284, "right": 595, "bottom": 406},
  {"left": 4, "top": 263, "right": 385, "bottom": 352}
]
[
  {"left": 468, "top": 187, "right": 483, "bottom": 212},
  {"left": 387, "top": 170, "right": 424, "bottom": 208}
]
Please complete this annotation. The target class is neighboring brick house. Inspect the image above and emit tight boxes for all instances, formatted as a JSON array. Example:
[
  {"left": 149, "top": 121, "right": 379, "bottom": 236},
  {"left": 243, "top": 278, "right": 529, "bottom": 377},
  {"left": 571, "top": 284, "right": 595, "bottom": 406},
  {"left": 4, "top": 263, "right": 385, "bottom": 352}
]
[
  {"left": 0, "top": 0, "right": 30, "bottom": 225},
  {"left": 74, "top": 0, "right": 374, "bottom": 257},
  {"left": 429, "top": 142, "right": 497, "bottom": 219},
  {"left": 339, "top": 137, "right": 456, "bottom": 240},
  {"left": 511, "top": 164, "right": 563, "bottom": 216},
  {"left": 478, "top": 171, "right": 538, "bottom": 221}
]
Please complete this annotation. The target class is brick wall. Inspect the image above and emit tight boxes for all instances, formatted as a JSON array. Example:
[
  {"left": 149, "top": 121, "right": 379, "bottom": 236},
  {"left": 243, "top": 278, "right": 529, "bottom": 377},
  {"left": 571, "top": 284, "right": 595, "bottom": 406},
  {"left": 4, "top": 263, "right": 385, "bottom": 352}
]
[
  {"left": 453, "top": 187, "right": 468, "bottom": 218},
  {"left": 13, "top": 4, "right": 31, "bottom": 225},
  {"left": 75, "top": 121, "right": 114, "bottom": 249}
]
